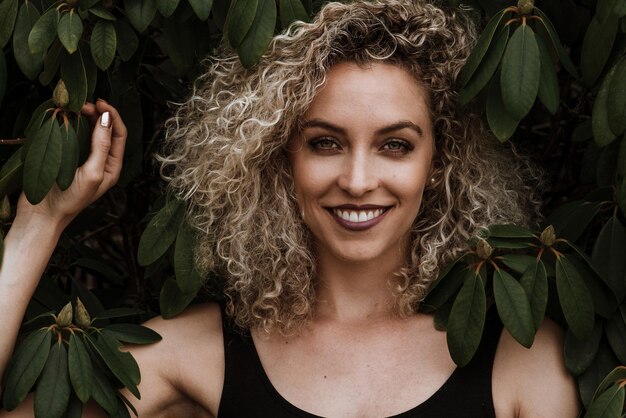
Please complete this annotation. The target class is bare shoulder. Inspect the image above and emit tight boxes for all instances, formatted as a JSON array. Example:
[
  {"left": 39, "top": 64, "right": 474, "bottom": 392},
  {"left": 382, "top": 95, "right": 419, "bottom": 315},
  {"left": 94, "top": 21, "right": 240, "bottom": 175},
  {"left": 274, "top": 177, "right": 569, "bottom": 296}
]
[{"left": 492, "top": 318, "right": 580, "bottom": 418}]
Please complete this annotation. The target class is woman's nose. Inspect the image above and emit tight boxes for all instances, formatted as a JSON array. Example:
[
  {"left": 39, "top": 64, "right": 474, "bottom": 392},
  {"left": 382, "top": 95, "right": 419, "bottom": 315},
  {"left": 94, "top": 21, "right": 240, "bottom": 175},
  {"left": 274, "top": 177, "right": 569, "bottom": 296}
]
[{"left": 337, "top": 153, "right": 378, "bottom": 197}]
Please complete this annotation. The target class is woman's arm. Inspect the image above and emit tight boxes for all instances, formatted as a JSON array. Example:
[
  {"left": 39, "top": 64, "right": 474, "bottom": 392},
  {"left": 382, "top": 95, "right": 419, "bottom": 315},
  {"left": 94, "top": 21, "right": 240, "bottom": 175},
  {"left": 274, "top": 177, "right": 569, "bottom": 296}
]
[{"left": 0, "top": 100, "right": 126, "bottom": 388}]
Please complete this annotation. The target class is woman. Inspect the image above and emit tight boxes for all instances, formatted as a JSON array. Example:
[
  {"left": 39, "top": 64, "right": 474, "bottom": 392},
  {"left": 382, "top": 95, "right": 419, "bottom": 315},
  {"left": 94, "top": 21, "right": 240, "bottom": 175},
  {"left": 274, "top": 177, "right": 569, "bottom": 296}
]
[{"left": 0, "top": 1, "right": 579, "bottom": 417}]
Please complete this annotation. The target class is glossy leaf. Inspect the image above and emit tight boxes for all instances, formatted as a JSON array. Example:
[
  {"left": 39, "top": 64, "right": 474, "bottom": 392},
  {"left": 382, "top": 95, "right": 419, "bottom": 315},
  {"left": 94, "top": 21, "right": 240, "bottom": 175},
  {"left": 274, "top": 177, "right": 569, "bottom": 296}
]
[
  {"left": 88, "top": 6, "right": 116, "bottom": 21},
  {"left": 459, "top": 25, "right": 509, "bottom": 106},
  {"left": 68, "top": 333, "right": 92, "bottom": 403},
  {"left": 607, "top": 57, "right": 626, "bottom": 135},
  {"left": 138, "top": 197, "right": 185, "bottom": 266},
  {"left": 567, "top": 254, "right": 617, "bottom": 320},
  {"left": 459, "top": 9, "right": 507, "bottom": 86},
  {"left": 174, "top": 220, "right": 204, "bottom": 293},
  {"left": 0, "top": 0, "right": 18, "bottom": 47},
  {"left": 125, "top": 0, "right": 157, "bottom": 33},
  {"left": 39, "top": 40, "right": 62, "bottom": 86},
  {"left": 103, "top": 324, "right": 162, "bottom": 345},
  {"left": 189, "top": 0, "right": 213, "bottom": 20},
  {"left": 34, "top": 342, "right": 70, "bottom": 418},
  {"left": 60, "top": 48, "right": 88, "bottom": 113},
  {"left": 565, "top": 320, "right": 603, "bottom": 376},
  {"left": 225, "top": 0, "right": 258, "bottom": 48},
  {"left": 519, "top": 260, "right": 548, "bottom": 332},
  {"left": 79, "top": 0, "right": 102, "bottom": 10},
  {"left": 93, "top": 307, "right": 145, "bottom": 320},
  {"left": 90, "top": 361, "right": 118, "bottom": 415},
  {"left": 501, "top": 23, "right": 540, "bottom": 120},
  {"left": 591, "top": 216, "right": 626, "bottom": 300},
  {"left": 91, "top": 20, "right": 116, "bottom": 70},
  {"left": 493, "top": 269, "right": 535, "bottom": 347},
  {"left": 23, "top": 118, "right": 62, "bottom": 205},
  {"left": 57, "top": 121, "right": 79, "bottom": 190},
  {"left": 606, "top": 310, "right": 626, "bottom": 364},
  {"left": 157, "top": 0, "right": 180, "bottom": 17},
  {"left": 593, "top": 62, "right": 619, "bottom": 147},
  {"left": 446, "top": 272, "right": 486, "bottom": 367},
  {"left": 487, "top": 223, "right": 534, "bottom": 238},
  {"left": 584, "top": 384, "right": 625, "bottom": 418},
  {"left": 593, "top": 365, "right": 626, "bottom": 399},
  {"left": 485, "top": 237, "right": 531, "bottom": 249},
  {"left": 578, "top": 345, "right": 621, "bottom": 408},
  {"left": 114, "top": 19, "right": 138, "bottom": 62},
  {"left": 500, "top": 254, "right": 536, "bottom": 274},
  {"left": 57, "top": 10, "right": 83, "bottom": 54},
  {"left": 544, "top": 200, "right": 603, "bottom": 243},
  {"left": 28, "top": 8, "right": 59, "bottom": 54},
  {"left": 486, "top": 74, "right": 519, "bottom": 142},
  {"left": 581, "top": 11, "right": 618, "bottom": 87},
  {"left": 534, "top": 8, "right": 578, "bottom": 78},
  {"left": 279, "top": 0, "right": 308, "bottom": 28},
  {"left": 159, "top": 277, "right": 200, "bottom": 319},
  {"left": 556, "top": 256, "right": 595, "bottom": 340},
  {"left": 421, "top": 263, "right": 467, "bottom": 313},
  {"left": 536, "top": 35, "right": 559, "bottom": 114},
  {"left": 13, "top": 2, "right": 45, "bottom": 80},
  {"left": 0, "top": 148, "right": 24, "bottom": 197},
  {"left": 2, "top": 329, "right": 52, "bottom": 409},
  {"left": 236, "top": 0, "right": 276, "bottom": 68}
]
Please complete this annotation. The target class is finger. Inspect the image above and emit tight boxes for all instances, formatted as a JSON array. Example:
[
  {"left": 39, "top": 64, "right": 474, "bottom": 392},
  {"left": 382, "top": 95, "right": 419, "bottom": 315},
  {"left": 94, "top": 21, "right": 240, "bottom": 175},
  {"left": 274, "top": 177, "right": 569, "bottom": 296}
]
[
  {"left": 80, "top": 111, "right": 113, "bottom": 180},
  {"left": 95, "top": 100, "right": 127, "bottom": 142},
  {"left": 80, "top": 102, "right": 99, "bottom": 126}
]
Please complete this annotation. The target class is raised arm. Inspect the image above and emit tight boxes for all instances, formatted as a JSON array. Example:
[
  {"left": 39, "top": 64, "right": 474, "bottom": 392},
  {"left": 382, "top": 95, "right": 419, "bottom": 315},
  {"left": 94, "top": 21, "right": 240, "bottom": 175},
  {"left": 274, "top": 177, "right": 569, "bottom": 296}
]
[{"left": 0, "top": 99, "right": 126, "bottom": 387}]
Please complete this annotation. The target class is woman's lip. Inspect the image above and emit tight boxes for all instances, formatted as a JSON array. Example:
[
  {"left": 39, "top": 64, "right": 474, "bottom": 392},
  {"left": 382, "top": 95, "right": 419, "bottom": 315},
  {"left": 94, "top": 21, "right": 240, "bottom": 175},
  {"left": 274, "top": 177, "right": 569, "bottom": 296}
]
[{"left": 327, "top": 207, "right": 392, "bottom": 231}]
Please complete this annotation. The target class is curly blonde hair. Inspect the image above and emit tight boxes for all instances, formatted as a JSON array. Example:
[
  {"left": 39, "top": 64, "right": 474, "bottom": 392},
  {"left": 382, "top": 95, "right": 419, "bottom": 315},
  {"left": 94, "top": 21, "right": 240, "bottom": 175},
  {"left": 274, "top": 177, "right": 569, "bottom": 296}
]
[{"left": 159, "top": 0, "right": 541, "bottom": 333}]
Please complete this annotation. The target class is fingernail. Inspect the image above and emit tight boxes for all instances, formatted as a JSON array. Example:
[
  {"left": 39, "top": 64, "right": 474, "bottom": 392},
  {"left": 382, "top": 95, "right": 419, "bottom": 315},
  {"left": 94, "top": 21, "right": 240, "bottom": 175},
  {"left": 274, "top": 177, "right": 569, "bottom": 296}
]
[
  {"left": 97, "top": 98, "right": 109, "bottom": 104},
  {"left": 100, "top": 112, "right": 111, "bottom": 128}
]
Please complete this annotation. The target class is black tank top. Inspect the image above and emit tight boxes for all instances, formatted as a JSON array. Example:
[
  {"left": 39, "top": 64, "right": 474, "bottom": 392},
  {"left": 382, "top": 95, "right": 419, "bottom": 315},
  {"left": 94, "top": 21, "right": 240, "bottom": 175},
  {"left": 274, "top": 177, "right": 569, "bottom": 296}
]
[{"left": 218, "top": 309, "right": 502, "bottom": 417}]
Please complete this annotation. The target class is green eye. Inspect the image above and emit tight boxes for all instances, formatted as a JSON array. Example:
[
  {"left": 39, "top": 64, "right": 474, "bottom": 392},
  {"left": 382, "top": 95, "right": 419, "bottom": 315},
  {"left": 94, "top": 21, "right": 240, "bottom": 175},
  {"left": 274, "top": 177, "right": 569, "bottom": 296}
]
[
  {"left": 382, "top": 139, "right": 411, "bottom": 153},
  {"left": 310, "top": 137, "right": 339, "bottom": 150}
]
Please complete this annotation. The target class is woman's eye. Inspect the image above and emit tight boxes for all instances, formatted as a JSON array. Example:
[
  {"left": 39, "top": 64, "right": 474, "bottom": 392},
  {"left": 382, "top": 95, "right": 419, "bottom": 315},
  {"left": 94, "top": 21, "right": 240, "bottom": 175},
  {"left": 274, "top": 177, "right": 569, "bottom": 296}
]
[
  {"left": 382, "top": 139, "right": 412, "bottom": 154},
  {"left": 309, "top": 137, "right": 339, "bottom": 151}
]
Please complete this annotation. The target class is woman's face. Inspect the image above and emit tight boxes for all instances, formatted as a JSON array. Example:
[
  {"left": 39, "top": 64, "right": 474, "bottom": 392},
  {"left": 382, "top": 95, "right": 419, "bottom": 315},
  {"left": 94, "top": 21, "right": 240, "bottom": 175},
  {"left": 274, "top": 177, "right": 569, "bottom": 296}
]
[{"left": 289, "top": 61, "right": 435, "bottom": 265}]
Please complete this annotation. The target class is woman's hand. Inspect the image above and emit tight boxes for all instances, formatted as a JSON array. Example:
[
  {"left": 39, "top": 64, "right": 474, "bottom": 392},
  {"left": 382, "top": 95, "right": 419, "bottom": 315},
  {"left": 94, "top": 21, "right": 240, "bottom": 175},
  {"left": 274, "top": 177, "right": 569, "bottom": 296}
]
[{"left": 15, "top": 99, "right": 127, "bottom": 229}]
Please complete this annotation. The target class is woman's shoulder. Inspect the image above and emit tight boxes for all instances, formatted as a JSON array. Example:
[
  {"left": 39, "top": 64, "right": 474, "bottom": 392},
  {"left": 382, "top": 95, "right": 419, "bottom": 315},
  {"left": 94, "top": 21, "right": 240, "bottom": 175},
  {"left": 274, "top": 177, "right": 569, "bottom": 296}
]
[{"left": 492, "top": 318, "right": 580, "bottom": 417}]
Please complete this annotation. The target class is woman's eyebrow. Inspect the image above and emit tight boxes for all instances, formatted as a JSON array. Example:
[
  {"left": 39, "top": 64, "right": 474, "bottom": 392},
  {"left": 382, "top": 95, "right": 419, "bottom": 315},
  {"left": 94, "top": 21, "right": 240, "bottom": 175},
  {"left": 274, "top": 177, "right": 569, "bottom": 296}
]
[
  {"left": 301, "top": 119, "right": 346, "bottom": 135},
  {"left": 301, "top": 119, "right": 423, "bottom": 138}
]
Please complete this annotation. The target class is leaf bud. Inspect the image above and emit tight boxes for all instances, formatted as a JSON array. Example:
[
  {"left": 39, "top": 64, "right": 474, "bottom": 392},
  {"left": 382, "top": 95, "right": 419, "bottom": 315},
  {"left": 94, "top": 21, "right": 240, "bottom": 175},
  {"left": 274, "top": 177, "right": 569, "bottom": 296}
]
[
  {"left": 540, "top": 225, "right": 556, "bottom": 246},
  {"left": 517, "top": 0, "right": 534, "bottom": 15},
  {"left": 75, "top": 297, "right": 91, "bottom": 329},
  {"left": 56, "top": 302, "right": 73, "bottom": 327},
  {"left": 53, "top": 79, "right": 70, "bottom": 109},
  {"left": 476, "top": 238, "right": 493, "bottom": 259},
  {"left": 0, "top": 195, "right": 11, "bottom": 221}
]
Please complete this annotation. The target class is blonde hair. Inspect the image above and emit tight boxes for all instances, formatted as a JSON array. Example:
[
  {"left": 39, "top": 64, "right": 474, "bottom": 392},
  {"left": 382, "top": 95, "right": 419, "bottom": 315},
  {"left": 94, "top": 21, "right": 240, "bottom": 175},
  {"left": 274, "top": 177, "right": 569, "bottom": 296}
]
[{"left": 159, "top": 0, "right": 542, "bottom": 333}]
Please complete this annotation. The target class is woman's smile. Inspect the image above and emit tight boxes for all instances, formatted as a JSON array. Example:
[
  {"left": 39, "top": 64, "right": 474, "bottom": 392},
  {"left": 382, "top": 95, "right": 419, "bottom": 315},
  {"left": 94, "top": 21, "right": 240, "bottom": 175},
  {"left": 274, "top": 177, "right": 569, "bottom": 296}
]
[{"left": 327, "top": 205, "right": 392, "bottom": 231}]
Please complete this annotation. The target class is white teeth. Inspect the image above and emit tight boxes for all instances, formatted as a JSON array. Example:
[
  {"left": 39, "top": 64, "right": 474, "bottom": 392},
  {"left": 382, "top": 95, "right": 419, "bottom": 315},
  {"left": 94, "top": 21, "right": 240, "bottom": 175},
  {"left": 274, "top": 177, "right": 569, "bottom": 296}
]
[{"left": 332, "top": 208, "right": 386, "bottom": 223}]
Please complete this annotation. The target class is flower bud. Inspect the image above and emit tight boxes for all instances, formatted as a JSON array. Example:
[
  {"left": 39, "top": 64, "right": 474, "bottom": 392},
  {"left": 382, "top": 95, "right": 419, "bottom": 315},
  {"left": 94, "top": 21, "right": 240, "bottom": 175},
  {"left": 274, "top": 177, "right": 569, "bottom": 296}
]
[
  {"left": 476, "top": 238, "right": 493, "bottom": 259},
  {"left": 540, "top": 225, "right": 556, "bottom": 246},
  {"left": 56, "top": 302, "right": 73, "bottom": 327},
  {"left": 0, "top": 195, "right": 11, "bottom": 221},
  {"left": 53, "top": 79, "right": 69, "bottom": 109},
  {"left": 75, "top": 297, "right": 91, "bottom": 329},
  {"left": 518, "top": 0, "right": 534, "bottom": 15}
]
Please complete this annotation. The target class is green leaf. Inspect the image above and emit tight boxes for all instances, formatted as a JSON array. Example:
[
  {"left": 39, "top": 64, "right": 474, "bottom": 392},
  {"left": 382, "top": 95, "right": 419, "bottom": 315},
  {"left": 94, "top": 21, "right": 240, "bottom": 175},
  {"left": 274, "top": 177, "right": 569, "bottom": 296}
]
[
  {"left": 0, "top": 0, "right": 18, "bottom": 48},
  {"left": 544, "top": 200, "right": 603, "bottom": 243},
  {"left": 76, "top": 114, "right": 91, "bottom": 165},
  {"left": 34, "top": 342, "right": 70, "bottom": 418},
  {"left": 137, "top": 197, "right": 186, "bottom": 266},
  {"left": 57, "top": 10, "right": 83, "bottom": 54},
  {"left": 593, "top": 365, "right": 626, "bottom": 399},
  {"left": 421, "top": 263, "right": 467, "bottom": 313},
  {"left": 225, "top": 0, "right": 258, "bottom": 48},
  {"left": 163, "top": 16, "right": 197, "bottom": 74},
  {"left": 584, "top": 384, "right": 625, "bottom": 418},
  {"left": 13, "top": 2, "right": 45, "bottom": 80},
  {"left": 500, "top": 254, "right": 536, "bottom": 274},
  {"left": 607, "top": 57, "right": 626, "bottom": 135},
  {"left": 174, "top": 220, "right": 204, "bottom": 293},
  {"left": 85, "top": 332, "right": 141, "bottom": 398},
  {"left": 519, "top": 260, "right": 548, "bottom": 332},
  {"left": 189, "top": 0, "right": 213, "bottom": 20},
  {"left": 236, "top": 0, "right": 276, "bottom": 68},
  {"left": 534, "top": 8, "right": 578, "bottom": 78},
  {"left": 459, "top": 9, "right": 507, "bottom": 86},
  {"left": 157, "top": 0, "right": 180, "bottom": 17},
  {"left": 606, "top": 310, "right": 626, "bottom": 364},
  {"left": 279, "top": 0, "right": 308, "bottom": 28},
  {"left": 2, "top": 329, "right": 52, "bottom": 409},
  {"left": 581, "top": 11, "right": 618, "bottom": 87},
  {"left": 28, "top": 8, "right": 59, "bottom": 54},
  {"left": 619, "top": 136, "right": 626, "bottom": 177},
  {"left": 591, "top": 216, "right": 626, "bottom": 300},
  {"left": 593, "top": 62, "right": 619, "bottom": 147},
  {"left": 68, "top": 333, "right": 92, "bottom": 403},
  {"left": 39, "top": 40, "right": 62, "bottom": 86},
  {"left": 572, "top": 119, "right": 593, "bottom": 143},
  {"left": 90, "top": 360, "right": 119, "bottom": 415},
  {"left": 88, "top": 5, "right": 116, "bottom": 20},
  {"left": 90, "top": 20, "right": 116, "bottom": 70},
  {"left": 57, "top": 121, "right": 79, "bottom": 190},
  {"left": 493, "top": 269, "right": 535, "bottom": 347},
  {"left": 79, "top": 0, "right": 102, "bottom": 10},
  {"left": 578, "top": 345, "right": 620, "bottom": 408},
  {"left": 113, "top": 19, "right": 138, "bottom": 62},
  {"left": 486, "top": 73, "right": 519, "bottom": 142},
  {"left": 0, "top": 50, "right": 6, "bottom": 104},
  {"left": 0, "top": 149, "right": 24, "bottom": 197},
  {"left": 536, "top": 35, "right": 559, "bottom": 114},
  {"left": 23, "top": 117, "right": 63, "bottom": 205},
  {"left": 103, "top": 324, "right": 162, "bottom": 345},
  {"left": 74, "top": 257, "right": 124, "bottom": 285},
  {"left": 64, "top": 394, "right": 83, "bottom": 418},
  {"left": 501, "top": 23, "right": 540, "bottom": 120},
  {"left": 459, "top": 25, "right": 509, "bottom": 106},
  {"left": 446, "top": 272, "right": 486, "bottom": 367},
  {"left": 60, "top": 48, "right": 88, "bottom": 113},
  {"left": 124, "top": 0, "right": 157, "bottom": 33},
  {"left": 565, "top": 320, "right": 603, "bottom": 376},
  {"left": 485, "top": 237, "right": 531, "bottom": 249},
  {"left": 566, "top": 254, "right": 617, "bottom": 320},
  {"left": 556, "top": 256, "right": 595, "bottom": 340},
  {"left": 487, "top": 223, "right": 535, "bottom": 238},
  {"left": 93, "top": 307, "right": 145, "bottom": 320},
  {"left": 159, "top": 277, "right": 200, "bottom": 319}
]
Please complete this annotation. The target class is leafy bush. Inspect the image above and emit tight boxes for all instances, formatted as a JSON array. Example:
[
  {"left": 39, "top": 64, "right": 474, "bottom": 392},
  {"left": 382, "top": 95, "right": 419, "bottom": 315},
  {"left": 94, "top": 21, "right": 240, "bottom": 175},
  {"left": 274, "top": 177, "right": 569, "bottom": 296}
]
[{"left": 0, "top": 0, "right": 625, "bottom": 416}]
